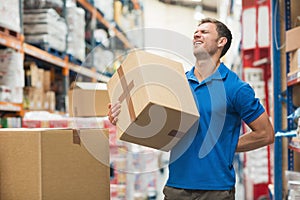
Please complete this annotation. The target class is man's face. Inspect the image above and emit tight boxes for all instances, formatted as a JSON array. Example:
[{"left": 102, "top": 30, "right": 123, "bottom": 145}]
[{"left": 193, "top": 22, "right": 220, "bottom": 58}]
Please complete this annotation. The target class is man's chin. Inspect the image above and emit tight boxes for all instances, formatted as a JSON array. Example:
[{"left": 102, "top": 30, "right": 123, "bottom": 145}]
[{"left": 193, "top": 50, "right": 210, "bottom": 59}]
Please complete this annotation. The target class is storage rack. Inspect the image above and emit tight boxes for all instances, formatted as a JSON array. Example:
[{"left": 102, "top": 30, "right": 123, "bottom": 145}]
[
  {"left": 272, "top": 0, "right": 300, "bottom": 199},
  {"left": 0, "top": 0, "right": 138, "bottom": 115}
]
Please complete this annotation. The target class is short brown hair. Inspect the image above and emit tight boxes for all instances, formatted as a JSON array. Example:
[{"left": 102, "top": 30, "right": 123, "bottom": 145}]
[{"left": 198, "top": 18, "right": 232, "bottom": 58}]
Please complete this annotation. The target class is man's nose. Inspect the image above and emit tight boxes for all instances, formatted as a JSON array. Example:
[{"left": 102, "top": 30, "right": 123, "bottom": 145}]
[{"left": 194, "top": 32, "right": 201, "bottom": 39}]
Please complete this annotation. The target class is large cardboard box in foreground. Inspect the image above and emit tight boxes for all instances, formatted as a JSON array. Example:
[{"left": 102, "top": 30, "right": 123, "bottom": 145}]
[
  {"left": 68, "top": 82, "right": 110, "bottom": 117},
  {"left": 0, "top": 128, "right": 110, "bottom": 200},
  {"left": 107, "top": 50, "right": 199, "bottom": 151}
]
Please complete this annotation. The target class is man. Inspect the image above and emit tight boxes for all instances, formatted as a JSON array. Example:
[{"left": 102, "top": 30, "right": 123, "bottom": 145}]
[{"left": 108, "top": 18, "right": 274, "bottom": 200}]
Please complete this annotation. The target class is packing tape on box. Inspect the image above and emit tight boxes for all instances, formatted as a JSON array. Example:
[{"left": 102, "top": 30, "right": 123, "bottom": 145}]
[
  {"left": 117, "top": 65, "right": 136, "bottom": 122},
  {"left": 72, "top": 129, "right": 81, "bottom": 145},
  {"left": 168, "top": 130, "right": 185, "bottom": 138}
]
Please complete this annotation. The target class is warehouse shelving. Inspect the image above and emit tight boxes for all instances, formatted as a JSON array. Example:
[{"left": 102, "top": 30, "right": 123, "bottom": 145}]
[
  {"left": 0, "top": 33, "right": 109, "bottom": 83},
  {"left": 289, "top": 137, "right": 300, "bottom": 153},
  {"left": 287, "top": 69, "right": 300, "bottom": 86},
  {"left": 76, "top": 0, "right": 134, "bottom": 50},
  {"left": 0, "top": 102, "right": 22, "bottom": 112},
  {"left": 272, "top": 0, "right": 300, "bottom": 199},
  {"left": 0, "top": 30, "right": 23, "bottom": 51},
  {"left": 0, "top": 0, "right": 133, "bottom": 115}
]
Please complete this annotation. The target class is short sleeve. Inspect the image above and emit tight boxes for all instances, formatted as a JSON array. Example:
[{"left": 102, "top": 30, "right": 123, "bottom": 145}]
[{"left": 234, "top": 84, "right": 265, "bottom": 124}]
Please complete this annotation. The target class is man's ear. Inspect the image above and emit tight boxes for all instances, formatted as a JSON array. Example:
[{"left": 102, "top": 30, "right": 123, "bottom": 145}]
[{"left": 217, "top": 37, "right": 227, "bottom": 47}]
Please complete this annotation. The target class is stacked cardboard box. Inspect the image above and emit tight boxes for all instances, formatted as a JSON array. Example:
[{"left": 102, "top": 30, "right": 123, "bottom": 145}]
[
  {"left": 24, "top": 62, "right": 55, "bottom": 111},
  {"left": 286, "top": 26, "right": 300, "bottom": 74}
]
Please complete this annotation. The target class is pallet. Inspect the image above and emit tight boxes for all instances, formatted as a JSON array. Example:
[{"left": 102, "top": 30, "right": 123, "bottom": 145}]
[
  {"left": 47, "top": 46, "right": 65, "bottom": 58},
  {"left": 30, "top": 42, "right": 66, "bottom": 58},
  {"left": 0, "top": 26, "right": 21, "bottom": 40},
  {"left": 67, "top": 54, "right": 83, "bottom": 65}
]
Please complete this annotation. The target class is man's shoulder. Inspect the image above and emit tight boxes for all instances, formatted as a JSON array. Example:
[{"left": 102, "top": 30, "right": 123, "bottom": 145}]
[
  {"left": 224, "top": 67, "right": 246, "bottom": 86},
  {"left": 223, "top": 67, "right": 249, "bottom": 98}
]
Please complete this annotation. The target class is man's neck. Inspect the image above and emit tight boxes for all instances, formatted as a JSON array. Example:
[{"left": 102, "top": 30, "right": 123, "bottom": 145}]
[{"left": 194, "top": 58, "right": 221, "bottom": 82}]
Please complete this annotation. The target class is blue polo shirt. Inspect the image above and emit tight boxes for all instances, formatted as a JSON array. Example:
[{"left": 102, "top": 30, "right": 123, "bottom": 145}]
[{"left": 166, "top": 63, "right": 265, "bottom": 190}]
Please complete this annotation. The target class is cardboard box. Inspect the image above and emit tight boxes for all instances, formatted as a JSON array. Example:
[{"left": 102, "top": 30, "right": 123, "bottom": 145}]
[
  {"left": 107, "top": 50, "right": 199, "bottom": 151},
  {"left": 0, "top": 128, "right": 110, "bottom": 200},
  {"left": 23, "top": 87, "right": 44, "bottom": 110},
  {"left": 289, "top": 49, "right": 300, "bottom": 73},
  {"left": 68, "top": 82, "right": 110, "bottom": 117},
  {"left": 44, "top": 70, "right": 51, "bottom": 91},
  {"left": 25, "top": 62, "right": 45, "bottom": 90},
  {"left": 286, "top": 26, "right": 300, "bottom": 73},
  {"left": 44, "top": 91, "right": 55, "bottom": 111},
  {"left": 286, "top": 26, "right": 300, "bottom": 52}
]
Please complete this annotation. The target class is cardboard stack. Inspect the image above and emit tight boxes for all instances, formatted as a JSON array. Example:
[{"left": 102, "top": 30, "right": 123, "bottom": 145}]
[
  {"left": 0, "top": 128, "right": 110, "bottom": 200},
  {"left": 24, "top": 62, "right": 55, "bottom": 111},
  {"left": 286, "top": 26, "right": 300, "bottom": 74},
  {"left": 107, "top": 50, "right": 199, "bottom": 151}
]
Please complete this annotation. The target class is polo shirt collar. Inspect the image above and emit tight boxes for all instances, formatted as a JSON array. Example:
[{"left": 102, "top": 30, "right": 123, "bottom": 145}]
[{"left": 186, "top": 62, "right": 228, "bottom": 84}]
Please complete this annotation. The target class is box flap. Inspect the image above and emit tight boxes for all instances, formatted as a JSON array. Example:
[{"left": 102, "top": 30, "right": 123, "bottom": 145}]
[
  {"left": 286, "top": 26, "right": 300, "bottom": 52},
  {"left": 70, "top": 82, "right": 107, "bottom": 91}
]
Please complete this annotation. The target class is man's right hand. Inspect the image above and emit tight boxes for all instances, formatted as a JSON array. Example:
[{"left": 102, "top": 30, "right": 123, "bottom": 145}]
[{"left": 108, "top": 101, "right": 121, "bottom": 125}]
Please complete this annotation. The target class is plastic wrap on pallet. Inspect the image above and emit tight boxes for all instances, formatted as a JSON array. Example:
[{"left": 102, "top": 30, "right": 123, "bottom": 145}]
[
  {"left": 0, "top": 85, "right": 11, "bottom": 102},
  {"left": 23, "top": 8, "right": 61, "bottom": 23},
  {"left": 66, "top": 5, "right": 86, "bottom": 61},
  {"left": 0, "top": 49, "right": 24, "bottom": 88},
  {"left": 25, "top": 34, "right": 66, "bottom": 52},
  {"left": 94, "top": 0, "right": 114, "bottom": 21},
  {"left": 24, "top": 9, "right": 67, "bottom": 52},
  {"left": 0, "top": 86, "right": 23, "bottom": 104},
  {"left": 0, "top": 0, "right": 20, "bottom": 32}
]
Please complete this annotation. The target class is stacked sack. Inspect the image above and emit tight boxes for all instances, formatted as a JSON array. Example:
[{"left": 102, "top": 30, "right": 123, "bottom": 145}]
[
  {"left": 66, "top": 1, "right": 86, "bottom": 62},
  {"left": 0, "top": 0, "right": 21, "bottom": 32},
  {"left": 23, "top": 8, "right": 67, "bottom": 52},
  {"left": 23, "top": 0, "right": 64, "bottom": 10},
  {"left": 0, "top": 49, "right": 24, "bottom": 104}
]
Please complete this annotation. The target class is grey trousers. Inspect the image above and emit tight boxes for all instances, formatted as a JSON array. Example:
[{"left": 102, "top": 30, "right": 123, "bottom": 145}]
[{"left": 163, "top": 186, "right": 235, "bottom": 200}]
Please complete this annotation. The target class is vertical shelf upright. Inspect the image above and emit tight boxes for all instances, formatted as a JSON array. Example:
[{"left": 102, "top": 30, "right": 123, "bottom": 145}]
[
  {"left": 272, "top": 0, "right": 284, "bottom": 198},
  {"left": 272, "top": 0, "right": 300, "bottom": 199}
]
